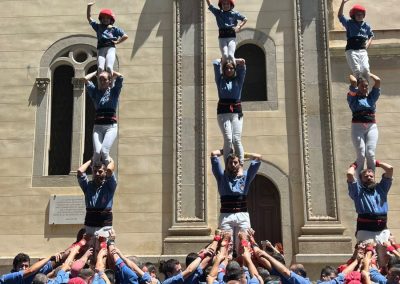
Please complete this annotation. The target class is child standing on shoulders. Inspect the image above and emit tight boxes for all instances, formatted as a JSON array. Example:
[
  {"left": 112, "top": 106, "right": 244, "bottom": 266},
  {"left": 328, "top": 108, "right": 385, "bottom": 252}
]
[
  {"left": 338, "top": 0, "right": 374, "bottom": 80},
  {"left": 206, "top": 0, "right": 247, "bottom": 64},
  {"left": 87, "top": 1, "right": 128, "bottom": 76}
]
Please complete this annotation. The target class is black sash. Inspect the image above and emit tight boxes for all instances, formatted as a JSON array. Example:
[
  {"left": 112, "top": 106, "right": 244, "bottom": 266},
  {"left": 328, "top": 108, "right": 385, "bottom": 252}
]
[{"left": 85, "top": 208, "right": 113, "bottom": 227}]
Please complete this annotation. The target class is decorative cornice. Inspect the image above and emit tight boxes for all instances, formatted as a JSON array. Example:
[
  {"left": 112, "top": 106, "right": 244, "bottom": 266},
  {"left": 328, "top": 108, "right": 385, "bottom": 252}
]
[
  {"left": 296, "top": 0, "right": 337, "bottom": 221},
  {"left": 319, "top": 0, "right": 338, "bottom": 221},
  {"left": 295, "top": 0, "right": 312, "bottom": 219},
  {"left": 175, "top": 0, "right": 184, "bottom": 221},
  {"left": 174, "top": 0, "right": 206, "bottom": 222}
]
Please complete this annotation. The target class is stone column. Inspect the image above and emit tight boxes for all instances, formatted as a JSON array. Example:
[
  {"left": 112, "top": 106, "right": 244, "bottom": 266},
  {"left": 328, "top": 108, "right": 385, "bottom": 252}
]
[
  {"left": 295, "top": 0, "right": 352, "bottom": 262},
  {"left": 163, "top": 0, "right": 211, "bottom": 254},
  {"left": 70, "top": 77, "right": 86, "bottom": 174}
]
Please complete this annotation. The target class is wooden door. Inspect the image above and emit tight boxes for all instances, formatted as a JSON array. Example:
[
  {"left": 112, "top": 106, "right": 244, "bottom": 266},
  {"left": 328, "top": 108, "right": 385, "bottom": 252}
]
[{"left": 247, "top": 175, "right": 282, "bottom": 245}]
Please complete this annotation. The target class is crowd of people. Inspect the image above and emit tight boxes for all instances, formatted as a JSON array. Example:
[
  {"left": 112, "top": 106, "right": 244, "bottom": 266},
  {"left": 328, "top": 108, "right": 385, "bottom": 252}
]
[{"left": 1, "top": 0, "right": 397, "bottom": 284}]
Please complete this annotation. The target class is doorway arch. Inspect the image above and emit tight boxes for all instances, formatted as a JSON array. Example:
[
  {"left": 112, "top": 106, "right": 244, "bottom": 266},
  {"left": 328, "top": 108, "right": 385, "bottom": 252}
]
[
  {"left": 243, "top": 160, "right": 293, "bottom": 263},
  {"left": 248, "top": 175, "right": 282, "bottom": 245}
]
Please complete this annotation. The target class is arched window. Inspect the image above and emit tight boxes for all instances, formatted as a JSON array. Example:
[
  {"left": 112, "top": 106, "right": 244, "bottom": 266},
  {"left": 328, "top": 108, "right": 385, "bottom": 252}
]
[
  {"left": 48, "top": 65, "right": 74, "bottom": 175},
  {"left": 32, "top": 35, "right": 119, "bottom": 186},
  {"left": 235, "top": 29, "right": 278, "bottom": 110},
  {"left": 235, "top": 44, "right": 267, "bottom": 102},
  {"left": 82, "top": 65, "right": 98, "bottom": 175}
]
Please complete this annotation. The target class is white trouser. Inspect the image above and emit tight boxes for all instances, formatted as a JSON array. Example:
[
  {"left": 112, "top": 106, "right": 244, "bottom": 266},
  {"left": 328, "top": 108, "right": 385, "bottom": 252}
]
[
  {"left": 217, "top": 113, "right": 244, "bottom": 164},
  {"left": 219, "top": 37, "right": 236, "bottom": 63},
  {"left": 97, "top": 46, "right": 116, "bottom": 74},
  {"left": 345, "top": 49, "right": 370, "bottom": 80},
  {"left": 219, "top": 212, "right": 251, "bottom": 252},
  {"left": 92, "top": 123, "right": 118, "bottom": 166},
  {"left": 357, "top": 229, "right": 390, "bottom": 267},
  {"left": 351, "top": 123, "right": 378, "bottom": 177}
]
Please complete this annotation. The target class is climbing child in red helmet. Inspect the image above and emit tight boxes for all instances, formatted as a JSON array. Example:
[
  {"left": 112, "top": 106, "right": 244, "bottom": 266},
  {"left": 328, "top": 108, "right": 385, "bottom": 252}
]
[
  {"left": 205, "top": 0, "right": 247, "bottom": 65},
  {"left": 338, "top": 0, "right": 374, "bottom": 80},
  {"left": 87, "top": 1, "right": 128, "bottom": 76}
]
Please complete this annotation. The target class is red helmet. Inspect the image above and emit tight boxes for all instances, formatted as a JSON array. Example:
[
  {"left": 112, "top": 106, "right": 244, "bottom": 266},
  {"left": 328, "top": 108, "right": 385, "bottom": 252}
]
[
  {"left": 98, "top": 9, "right": 115, "bottom": 24},
  {"left": 218, "top": 0, "right": 235, "bottom": 9},
  {"left": 349, "top": 4, "right": 366, "bottom": 19}
]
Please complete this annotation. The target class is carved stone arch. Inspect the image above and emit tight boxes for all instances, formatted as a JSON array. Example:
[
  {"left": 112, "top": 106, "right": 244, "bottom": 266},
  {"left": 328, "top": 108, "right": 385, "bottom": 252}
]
[
  {"left": 33, "top": 35, "right": 119, "bottom": 186},
  {"left": 244, "top": 159, "right": 293, "bottom": 264},
  {"left": 235, "top": 29, "right": 278, "bottom": 110}
]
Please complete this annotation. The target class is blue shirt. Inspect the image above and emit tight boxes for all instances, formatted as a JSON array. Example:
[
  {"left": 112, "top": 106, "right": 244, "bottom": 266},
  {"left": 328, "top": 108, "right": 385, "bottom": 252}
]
[
  {"left": 48, "top": 270, "right": 70, "bottom": 284},
  {"left": 347, "top": 86, "right": 380, "bottom": 114},
  {"left": 338, "top": 15, "right": 373, "bottom": 40},
  {"left": 369, "top": 268, "right": 387, "bottom": 284},
  {"left": 211, "top": 156, "right": 260, "bottom": 196},
  {"left": 213, "top": 60, "right": 246, "bottom": 101},
  {"left": 115, "top": 258, "right": 139, "bottom": 284},
  {"left": 184, "top": 267, "right": 203, "bottom": 284},
  {"left": 271, "top": 270, "right": 310, "bottom": 284},
  {"left": 90, "top": 21, "right": 125, "bottom": 48},
  {"left": 316, "top": 274, "right": 345, "bottom": 284},
  {"left": 162, "top": 273, "right": 184, "bottom": 284},
  {"left": 86, "top": 76, "right": 123, "bottom": 112},
  {"left": 208, "top": 4, "right": 246, "bottom": 29},
  {"left": 348, "top": 176, "right": 392, "bottom": 214},
  {"left": 78, "top": 173, "right": 117, "bottom": 209},
  {"left": 92, "top": 274, "right": 107, "bottom": 284},
  {"left": 0, "top": 261, "right": 53, "bottom": 284},
  {"left": 0, "top": 272, "right": 23, "bottom": 284}
]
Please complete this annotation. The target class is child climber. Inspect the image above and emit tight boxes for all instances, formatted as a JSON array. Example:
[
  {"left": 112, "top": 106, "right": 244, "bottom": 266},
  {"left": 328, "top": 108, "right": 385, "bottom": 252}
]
[
  {"left": 206, "top": 0, "right": 247, "bottom": 64},
  {"left": 87, "top": 1, "right": 128, "bottom": 76},
  {"left": 338, "top": 0, "right": 374, "bottom": 80}
]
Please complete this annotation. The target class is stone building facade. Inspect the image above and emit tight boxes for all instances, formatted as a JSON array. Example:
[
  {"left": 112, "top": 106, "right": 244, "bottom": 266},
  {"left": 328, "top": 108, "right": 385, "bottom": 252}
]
[{"left": 0, "top": 0, "right": 399, "bottom": 278}]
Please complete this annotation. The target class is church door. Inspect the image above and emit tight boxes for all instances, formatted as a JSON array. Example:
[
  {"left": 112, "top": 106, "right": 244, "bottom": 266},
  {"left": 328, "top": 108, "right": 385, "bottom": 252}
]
[{"left": 247, "top": 175, "right": 282, "bottom": 245}]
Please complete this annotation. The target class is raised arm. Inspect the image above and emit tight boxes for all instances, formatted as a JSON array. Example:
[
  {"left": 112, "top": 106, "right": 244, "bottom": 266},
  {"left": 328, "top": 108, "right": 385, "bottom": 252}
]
[
  {"left": 349, "top": 74, "right": 357, "bottom": 87},
  {"left": 114, "top": 247, "right": 146, "bottom": 278},
  {"left": 21, "top": 256, "right": 51, "bottom": 278},
  {"left": 376, "top": 160, "right": 393, "bottom": 179},
  {"left": 211, "top": 149, "right": 223, "bottom": 157},
  {"left": 244, "top": 152, "right": 262, "bottom": 161},
  {"left": 242, "top": 245, "right": 260, "bottom": 280},
  {"left": 106, "top": 158, "right": 115, "bottom": 178},
  {"left": 87, "top": 1, "right": 95, "bottom": 23},
  {"left": 181, "top": 249, "right": 211, "bottom": 279},
  {"left": 369, "top": 73, "right": 381, "bottom": 89},
  {"left": 111, "top": 71, "right": 123, "bottom": 80},
  {"left": 338, "top": 0, "right": 350, "bottom": 18},
  {"left": 235, "top": 58, "right": 246, "bottom": 66},
  {"left": 207, "top": 252, "right": 226, "bottom": 284},
  {"left": 84, "top": 71, "right": 97, "bottom": 84},
  {"left": 347, "top": 163, "right": 356, "bottom": 183},
  {"left": 361, "top": 251, "right": 372, "bottom": 284},
  {"left": 260, "top": 251, "right": 290, "bottom": 278},
  {"left": 254, "top": 248, "right": 272, "bottom": 271},
  {"left": 72, "top": 248, "right": 93, "bottom": 272},
  {"left": 77, "top": 160, "right": 92, "bottom": 177},
  {"left": 95, "top": 248, "right": 111, "bottom": 284}
]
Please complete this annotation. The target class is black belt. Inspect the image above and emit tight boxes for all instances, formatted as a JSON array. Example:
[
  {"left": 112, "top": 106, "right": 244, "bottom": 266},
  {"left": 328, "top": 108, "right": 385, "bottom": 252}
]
[
  {"left": 85, "top": 208, "right": 113, "bottom": 227},
  {"left": 219, "top": 28, "right": 236, "bottom": 38},
  {"left": 356, "top": 214, "right": 387, "bottom": 232},
  {"left": 220, "top": 195, "right": 247, "bottom": 213}
]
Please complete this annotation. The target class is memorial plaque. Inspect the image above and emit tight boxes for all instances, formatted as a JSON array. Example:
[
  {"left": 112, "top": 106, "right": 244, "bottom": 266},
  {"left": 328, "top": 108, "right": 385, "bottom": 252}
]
[{"left": 49, "top": 195, "right": 86, "bottom": 225}]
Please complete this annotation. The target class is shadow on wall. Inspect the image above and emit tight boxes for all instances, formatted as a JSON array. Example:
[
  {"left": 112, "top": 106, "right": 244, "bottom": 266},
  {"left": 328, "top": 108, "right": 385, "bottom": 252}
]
[
  {"left": 131, "top": 0, "right": 193, "bottom": 59},
  {"left": 256, "top": 0, "right": 316, "bottom": 35},
  {"left": 131, "top": 0, "right": 175, "bottom": 240}
]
